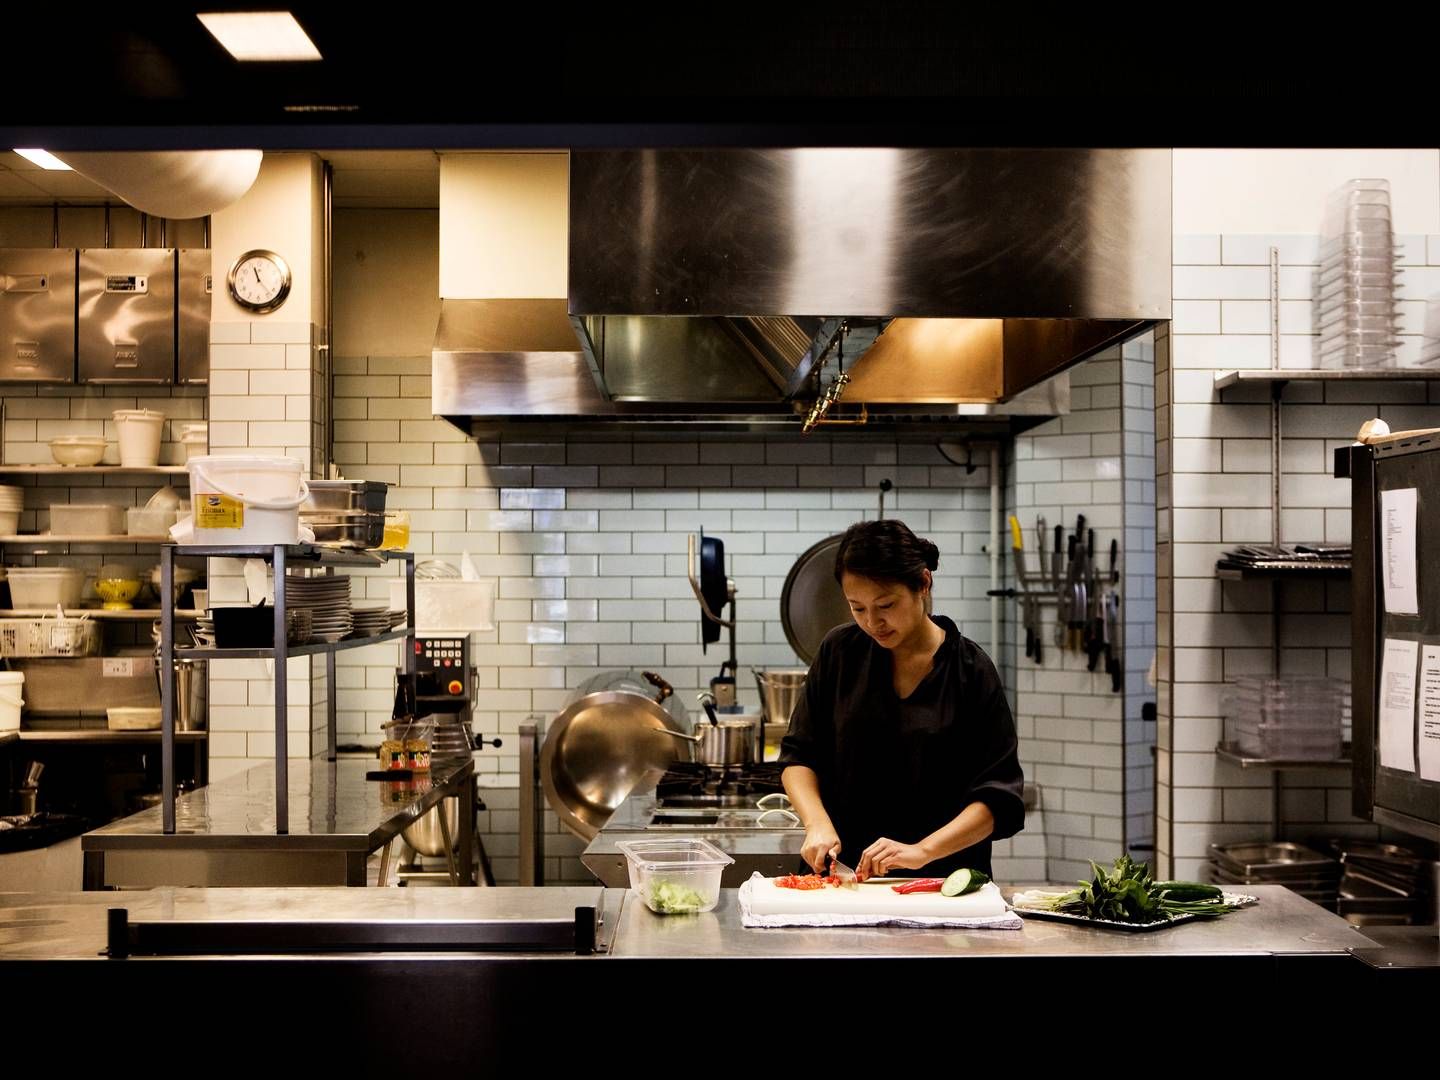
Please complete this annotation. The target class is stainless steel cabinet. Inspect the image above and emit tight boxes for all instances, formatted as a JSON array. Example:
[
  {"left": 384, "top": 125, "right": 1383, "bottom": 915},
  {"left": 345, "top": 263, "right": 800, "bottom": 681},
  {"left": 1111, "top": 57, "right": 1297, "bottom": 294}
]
[
  {"left": 0, "top": 248, "right": 76, "bottom": 382},
  {"left": 77, "top": 248, "right": 175, "bottom": 383},
  {"left": 177, "top": 249, "right": 211, "bottom": 384}
]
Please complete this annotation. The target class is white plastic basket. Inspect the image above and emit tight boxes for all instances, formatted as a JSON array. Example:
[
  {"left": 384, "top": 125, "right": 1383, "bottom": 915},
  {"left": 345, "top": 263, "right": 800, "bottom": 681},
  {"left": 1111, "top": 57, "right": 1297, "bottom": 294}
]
[
  {"left": 0, "top": 617, "right": 102, "bottom": 658},
  {"left": 387, "top": 578, "right": 495, "bottom": 633}
]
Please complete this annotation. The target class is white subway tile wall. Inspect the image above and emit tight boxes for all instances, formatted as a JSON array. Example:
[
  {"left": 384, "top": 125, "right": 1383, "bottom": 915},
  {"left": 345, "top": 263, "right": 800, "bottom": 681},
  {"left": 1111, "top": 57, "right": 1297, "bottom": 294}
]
[
  {"left": 325, "top": 354, "right": 1063, "bottom": 884},
  {"left": 1008, "top": 341, "right": 1156, "bottom": 884},
  {"left": 1160, "top": 234, "right": 1440, "bottom": 881},
  {"left": 203, "top": 321, "right": 332, "bottom": 782}
]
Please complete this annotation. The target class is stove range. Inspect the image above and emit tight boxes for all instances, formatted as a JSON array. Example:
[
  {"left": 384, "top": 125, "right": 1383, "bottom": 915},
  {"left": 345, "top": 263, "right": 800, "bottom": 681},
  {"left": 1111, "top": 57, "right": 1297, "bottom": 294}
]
[{"left": 654, "top": 761, "right": 785, "bottom": 808}]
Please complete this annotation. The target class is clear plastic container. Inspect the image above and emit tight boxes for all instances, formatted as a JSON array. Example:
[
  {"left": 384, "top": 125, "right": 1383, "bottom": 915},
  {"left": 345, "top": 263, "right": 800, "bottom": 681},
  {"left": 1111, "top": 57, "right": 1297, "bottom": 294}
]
[
  {"left": 5, "top": 566, "right": 86, "bottom": 608},
  {"left": 126, "top": 507, "right": 180, "bottom": 536},
  {"left": 616, "top": 837, "right": 734, "bottom": 915},
  {"left": 49, "top": 504, "right": 125, "bottom": 536}
]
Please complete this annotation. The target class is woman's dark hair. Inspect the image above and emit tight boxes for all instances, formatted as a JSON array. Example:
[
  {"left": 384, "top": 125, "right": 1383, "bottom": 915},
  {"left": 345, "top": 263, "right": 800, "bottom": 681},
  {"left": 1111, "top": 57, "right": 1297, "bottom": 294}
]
[{"left": 833, "top": 519, "right": 939, "bottom": 592}]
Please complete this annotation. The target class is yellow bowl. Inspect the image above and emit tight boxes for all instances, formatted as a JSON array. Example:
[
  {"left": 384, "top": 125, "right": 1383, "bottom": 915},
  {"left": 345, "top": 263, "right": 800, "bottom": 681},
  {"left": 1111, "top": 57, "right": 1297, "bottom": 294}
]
[{"left": 94, "top": 577, "right": 143, "bottom": 610}]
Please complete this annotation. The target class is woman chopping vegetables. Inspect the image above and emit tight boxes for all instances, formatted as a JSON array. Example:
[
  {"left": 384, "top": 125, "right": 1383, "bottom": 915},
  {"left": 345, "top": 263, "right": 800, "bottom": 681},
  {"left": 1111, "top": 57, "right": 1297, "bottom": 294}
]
[{"left": 780, "top": 519, "right": 1025, "bottom": 882}]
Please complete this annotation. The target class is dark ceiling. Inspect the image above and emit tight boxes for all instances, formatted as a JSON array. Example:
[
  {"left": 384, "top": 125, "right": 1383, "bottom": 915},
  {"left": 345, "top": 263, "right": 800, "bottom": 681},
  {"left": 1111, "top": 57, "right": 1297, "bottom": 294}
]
[{"left": 0, "top": 6, "right": 1424, "bottom": 150}]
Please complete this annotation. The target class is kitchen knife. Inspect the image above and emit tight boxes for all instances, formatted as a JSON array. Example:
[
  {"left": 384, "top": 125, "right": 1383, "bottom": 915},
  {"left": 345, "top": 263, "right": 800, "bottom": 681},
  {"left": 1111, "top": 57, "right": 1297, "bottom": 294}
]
[
  {"left": 1052, "top": 524, "right": 1063, "bottom": 593},
  {"left": 831, "top": 856, "right": 859, "bottom": 890}
]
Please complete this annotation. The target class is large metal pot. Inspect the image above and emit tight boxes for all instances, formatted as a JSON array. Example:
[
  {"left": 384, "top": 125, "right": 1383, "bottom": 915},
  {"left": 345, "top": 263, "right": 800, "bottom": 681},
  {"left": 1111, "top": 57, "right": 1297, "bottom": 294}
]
[
  {"left": 687, "top": 718, "right": 755, "bottom": 765},
  {"left": 541, "top": 678, "right": 692, "bottom": 841}
]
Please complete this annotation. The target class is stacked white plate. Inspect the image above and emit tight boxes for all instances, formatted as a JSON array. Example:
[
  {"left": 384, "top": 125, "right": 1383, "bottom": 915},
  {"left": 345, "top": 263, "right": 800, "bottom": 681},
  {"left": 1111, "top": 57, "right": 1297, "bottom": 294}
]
[
  {"left": 281, "top": 574, "right": 353, "bottom": 643},
  {"left": 0, "top": 485, "right": 24, "bottom": 534},
  {"left": 350, "top": 606, "right": 399, "bottom": 638}
]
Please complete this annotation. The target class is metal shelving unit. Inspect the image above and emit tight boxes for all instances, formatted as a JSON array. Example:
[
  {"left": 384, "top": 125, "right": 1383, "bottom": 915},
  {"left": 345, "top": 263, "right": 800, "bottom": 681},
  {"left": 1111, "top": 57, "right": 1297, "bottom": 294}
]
[
  {"left": 1214, "top": 564, "right": 1350, "bottom": 581},
  {"left": 17, "top": 730, "right": 208, "bottom": 744},
  {"left": 1213, "top": 368, "right": 1440, "bottom": 391},
  {"left": 0, "top": 608, "right": 202, "bottom": 621},
  {"left": 157, "top": 543, "right": 416, "bottom": 835},
  {"left": 0, "top": 465, "right": 191, "bottom": 476},
  {"left": 0, "top": 535, "right": 173, "bottom": 545}
]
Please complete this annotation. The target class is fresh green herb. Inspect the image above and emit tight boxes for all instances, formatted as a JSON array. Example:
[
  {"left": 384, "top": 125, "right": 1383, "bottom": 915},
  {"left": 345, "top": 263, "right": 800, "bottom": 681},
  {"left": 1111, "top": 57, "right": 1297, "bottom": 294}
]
[{"left": 1013, "top": 855, "right": 1237, "bottom": 925}]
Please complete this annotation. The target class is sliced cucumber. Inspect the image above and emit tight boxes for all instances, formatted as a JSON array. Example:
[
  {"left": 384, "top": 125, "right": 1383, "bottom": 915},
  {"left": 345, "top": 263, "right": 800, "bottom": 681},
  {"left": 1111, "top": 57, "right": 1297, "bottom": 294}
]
[{"left": 941, "top": 867, "right": 990, "bottom": 897}]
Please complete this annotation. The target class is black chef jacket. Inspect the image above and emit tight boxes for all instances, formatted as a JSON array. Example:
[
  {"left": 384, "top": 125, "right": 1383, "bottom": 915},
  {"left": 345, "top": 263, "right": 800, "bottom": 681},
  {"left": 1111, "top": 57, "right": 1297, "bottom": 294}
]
[{"left": 778, "top": 615, "right": 1025, "bottom": 879}]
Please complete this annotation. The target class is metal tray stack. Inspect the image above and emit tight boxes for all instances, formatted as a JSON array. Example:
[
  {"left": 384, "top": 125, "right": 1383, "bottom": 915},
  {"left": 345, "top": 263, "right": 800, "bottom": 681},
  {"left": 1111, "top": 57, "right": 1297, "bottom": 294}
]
[
  {"left": 1209, "top": 841, "right": 1341, "bottom": 910},
  {"left": 1332, "top": 840, "right": 1434, "bottom": 927},
  {"left": 300, "top": 480, "right": 389, "bottom": 550}
]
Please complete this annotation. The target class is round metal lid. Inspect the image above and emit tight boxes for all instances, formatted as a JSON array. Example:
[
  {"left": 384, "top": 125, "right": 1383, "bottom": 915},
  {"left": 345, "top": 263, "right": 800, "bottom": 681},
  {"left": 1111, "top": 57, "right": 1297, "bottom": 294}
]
[
  {"left": 540, "top": 690, "right": 687, "bottom": 841},
  {"left": 779, "top": 533, "right": 853, "bottom": 663}
]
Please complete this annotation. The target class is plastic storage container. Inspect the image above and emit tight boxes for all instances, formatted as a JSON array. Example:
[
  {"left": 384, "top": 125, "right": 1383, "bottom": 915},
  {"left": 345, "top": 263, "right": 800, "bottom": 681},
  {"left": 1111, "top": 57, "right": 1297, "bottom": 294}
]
[
  {"left": 49, "top": 504, "right": 125, "bottom": 536},
  {"left": 387, "top": 577, "right": 494, "bottom": 632},
  {"left": 107, "top": 707, "right": 161, "bottom": 731},
  {"left": 616, "top": 837, "right": 734, "bottom": 914},
  {"left": 180, "top": 424, "right": 208, "bottom": 462},
  {"left": 0, "top": 671, "right": 23, "bottom": 731},
  {"left": 6, "top": 567, "right": 86, "bottom": 609},
  {"left": 1317, "top": 179, "right": 1402, "bottom": 369},
  {"left": 1223, "top": 676, "right": 1347, "bottom": 760},
  {"left": 126, "top": 507, "right": 180, "bottom": 537}
]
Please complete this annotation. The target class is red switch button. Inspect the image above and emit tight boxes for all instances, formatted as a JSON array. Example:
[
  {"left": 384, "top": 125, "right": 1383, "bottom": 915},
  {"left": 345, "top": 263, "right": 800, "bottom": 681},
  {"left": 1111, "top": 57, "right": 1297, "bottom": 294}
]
[{"left": 447, "top": 680, "right": 463, "bottom": 695}]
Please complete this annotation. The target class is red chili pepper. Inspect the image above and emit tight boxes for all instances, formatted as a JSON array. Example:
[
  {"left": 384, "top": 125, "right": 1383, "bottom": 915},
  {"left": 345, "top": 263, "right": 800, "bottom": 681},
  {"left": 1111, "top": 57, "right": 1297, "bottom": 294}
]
[{"left": 891, "top": 878, "right": 945, "bottom": 894}]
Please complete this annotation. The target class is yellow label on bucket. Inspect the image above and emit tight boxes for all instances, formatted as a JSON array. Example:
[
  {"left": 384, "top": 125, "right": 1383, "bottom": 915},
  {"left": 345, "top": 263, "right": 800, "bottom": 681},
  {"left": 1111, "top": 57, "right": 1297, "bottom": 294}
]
[{"left": 194, "top": 493, "right": 244, "bottom": 530}]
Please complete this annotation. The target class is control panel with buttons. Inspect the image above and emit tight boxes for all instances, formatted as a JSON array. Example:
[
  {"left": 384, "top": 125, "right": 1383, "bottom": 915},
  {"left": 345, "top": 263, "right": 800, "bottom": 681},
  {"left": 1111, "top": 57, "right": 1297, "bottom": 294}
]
[{"left": 414, "top": 636, "right": 472, "bottom": 696}]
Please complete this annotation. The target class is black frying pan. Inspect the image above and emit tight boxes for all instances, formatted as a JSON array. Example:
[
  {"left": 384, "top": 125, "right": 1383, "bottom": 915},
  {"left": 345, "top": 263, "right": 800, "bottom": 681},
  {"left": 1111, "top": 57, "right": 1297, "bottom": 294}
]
[{"left": 699, "top": 529, "right": 727, "bottom": 651}]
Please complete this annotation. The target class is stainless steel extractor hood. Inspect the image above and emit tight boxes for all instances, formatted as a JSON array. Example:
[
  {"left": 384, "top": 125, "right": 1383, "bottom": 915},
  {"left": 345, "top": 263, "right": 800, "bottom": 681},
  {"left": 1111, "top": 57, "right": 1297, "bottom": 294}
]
[{"left": 433, "top": 148, "right": 1170, "bottom": 433}]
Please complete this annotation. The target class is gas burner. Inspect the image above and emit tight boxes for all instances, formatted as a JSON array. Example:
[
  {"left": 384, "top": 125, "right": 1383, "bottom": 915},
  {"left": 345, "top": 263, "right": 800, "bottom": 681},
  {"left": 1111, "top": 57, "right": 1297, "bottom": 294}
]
[{"left": 655, "top": 761, "right": 785, "bottom": 802}]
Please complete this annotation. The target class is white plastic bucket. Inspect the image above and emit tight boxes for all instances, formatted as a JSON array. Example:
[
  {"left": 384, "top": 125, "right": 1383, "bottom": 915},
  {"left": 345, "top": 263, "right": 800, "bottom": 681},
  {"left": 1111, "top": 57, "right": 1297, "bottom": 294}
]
[
  {"left": 0, "top": 672, "right": 23, "bottom": 731},
  {"left": 112, "top": 409, "right": 166, "bottom": 467},
  {"left": 185, "top": 455, "right": 309, "bottom": 545}
]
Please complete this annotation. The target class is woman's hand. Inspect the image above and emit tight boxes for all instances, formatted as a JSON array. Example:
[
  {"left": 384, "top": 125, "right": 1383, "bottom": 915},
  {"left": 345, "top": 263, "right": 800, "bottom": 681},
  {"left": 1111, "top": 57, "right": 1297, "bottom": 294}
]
[
  {"left": 801, "top": 824, "right": 841, "bottom": 874},
  {"left": 856, "top": 837, "right": 931, "bottom": 881}
]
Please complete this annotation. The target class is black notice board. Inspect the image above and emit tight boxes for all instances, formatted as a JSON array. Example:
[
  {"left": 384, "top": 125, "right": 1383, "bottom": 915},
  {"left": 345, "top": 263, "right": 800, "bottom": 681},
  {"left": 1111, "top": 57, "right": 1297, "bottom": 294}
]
[{"left": 1351, "top": 436, "right": 1440, "bottom": 840}]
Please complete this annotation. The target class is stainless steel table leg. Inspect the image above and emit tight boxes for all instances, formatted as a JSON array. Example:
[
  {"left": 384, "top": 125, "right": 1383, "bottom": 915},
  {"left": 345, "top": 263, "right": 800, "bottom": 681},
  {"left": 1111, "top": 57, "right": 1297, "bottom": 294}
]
[{"left": 458, "top": 777, "right": 476, "bottom": 886}]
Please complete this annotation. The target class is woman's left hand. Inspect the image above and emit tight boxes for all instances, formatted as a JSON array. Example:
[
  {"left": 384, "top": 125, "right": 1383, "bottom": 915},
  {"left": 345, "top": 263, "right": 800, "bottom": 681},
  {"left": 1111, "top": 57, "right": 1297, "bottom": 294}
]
[{"left": 856, "top": 837, "right": 931, "bottom": 881}]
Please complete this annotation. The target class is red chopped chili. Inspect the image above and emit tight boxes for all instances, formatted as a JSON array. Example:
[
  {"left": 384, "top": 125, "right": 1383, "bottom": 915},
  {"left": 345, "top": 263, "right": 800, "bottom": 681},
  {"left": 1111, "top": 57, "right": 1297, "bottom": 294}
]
[{"left": 887, "top": 881, "right": 944, "bottom": 898}]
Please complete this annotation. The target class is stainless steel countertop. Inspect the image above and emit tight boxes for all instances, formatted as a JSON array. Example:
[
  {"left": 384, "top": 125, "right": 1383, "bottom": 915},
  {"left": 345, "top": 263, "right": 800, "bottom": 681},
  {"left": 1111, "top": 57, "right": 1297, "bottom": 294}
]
[
  {"left": 81, "top": 758, "right": 474, "bottom": 853},
  {"left": 585, "top": 791, "right": 804, "bottom": 857},
  {"left": 0, "top": 884, "right": 1380, "bottom": 962},
  {"left": 608, "top": 884, "right": 1376, "bottom": 960},
  {"left": 0, "top": 885, "right": 621, "bottom": 959}
]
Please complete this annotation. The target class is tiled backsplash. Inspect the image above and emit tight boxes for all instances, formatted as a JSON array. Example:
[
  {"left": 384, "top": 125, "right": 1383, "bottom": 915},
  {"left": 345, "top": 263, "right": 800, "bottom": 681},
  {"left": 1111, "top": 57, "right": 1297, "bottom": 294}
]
[
  {"left": 1006, "top": 338, "right": 1157, "bottom": 883},
  {"left": 1157, "top": 233, "right": 1440, "bottom": 881},
  {"left": 321, "top": 354, "right": 1073, "bottom": 883}
]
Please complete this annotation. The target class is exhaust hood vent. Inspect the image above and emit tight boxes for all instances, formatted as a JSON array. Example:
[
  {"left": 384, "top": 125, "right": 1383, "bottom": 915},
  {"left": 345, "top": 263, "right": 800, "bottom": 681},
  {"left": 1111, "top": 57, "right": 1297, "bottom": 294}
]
[{"left": 434, "top": 148, "right": 1170, "bottom": 434}]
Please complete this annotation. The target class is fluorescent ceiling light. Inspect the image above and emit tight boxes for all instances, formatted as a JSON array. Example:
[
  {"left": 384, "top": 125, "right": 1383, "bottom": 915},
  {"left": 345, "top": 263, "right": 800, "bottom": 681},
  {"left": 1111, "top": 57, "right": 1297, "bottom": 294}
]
[
  {"left": 197, "top": 11, "right": 321, "bottom": 61},
  {"left": 13, "top": 149, "right": 71, "bottom": 171}
]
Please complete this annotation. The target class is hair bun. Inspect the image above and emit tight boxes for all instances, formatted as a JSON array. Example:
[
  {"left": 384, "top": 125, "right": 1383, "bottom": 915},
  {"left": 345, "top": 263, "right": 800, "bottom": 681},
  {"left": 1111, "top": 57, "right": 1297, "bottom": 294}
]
[{"left": 920, "top": 538, "right": 940, "bottom": 570}]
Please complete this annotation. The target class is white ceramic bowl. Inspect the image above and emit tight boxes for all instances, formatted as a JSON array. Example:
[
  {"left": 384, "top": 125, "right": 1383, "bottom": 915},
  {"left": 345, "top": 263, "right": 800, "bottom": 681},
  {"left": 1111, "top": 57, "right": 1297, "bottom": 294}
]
[{"left": 49, "top": 437, "right": 108, "bottom": 467}]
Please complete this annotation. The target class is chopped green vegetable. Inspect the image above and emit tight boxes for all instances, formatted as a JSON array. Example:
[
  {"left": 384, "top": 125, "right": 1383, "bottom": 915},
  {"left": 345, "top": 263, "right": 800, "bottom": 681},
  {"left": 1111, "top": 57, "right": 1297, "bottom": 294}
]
[
  {"left": 646, "top": 880, "right": 709, "bottom": 913},
  {"left": 941, "top": 867, "right": 990, "bottom": 897}
]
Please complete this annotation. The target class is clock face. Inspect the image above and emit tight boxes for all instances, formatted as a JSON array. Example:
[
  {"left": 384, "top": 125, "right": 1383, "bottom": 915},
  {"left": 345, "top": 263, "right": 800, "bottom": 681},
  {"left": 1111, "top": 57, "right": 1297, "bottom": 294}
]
[{"left": 227, "top": 250, "right": 291, "bottom": 313}]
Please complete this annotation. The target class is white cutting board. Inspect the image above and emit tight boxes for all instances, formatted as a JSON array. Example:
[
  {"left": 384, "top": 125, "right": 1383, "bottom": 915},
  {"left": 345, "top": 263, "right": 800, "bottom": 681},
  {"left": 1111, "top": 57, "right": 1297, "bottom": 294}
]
[{"left": 747, "top": 878, "right": 1008, "bottom": 919}]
